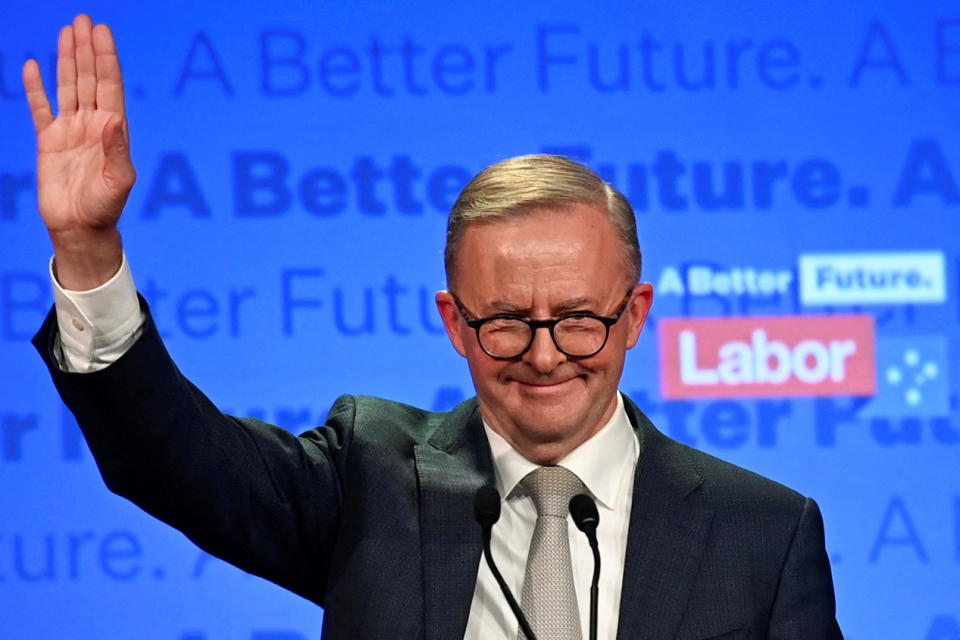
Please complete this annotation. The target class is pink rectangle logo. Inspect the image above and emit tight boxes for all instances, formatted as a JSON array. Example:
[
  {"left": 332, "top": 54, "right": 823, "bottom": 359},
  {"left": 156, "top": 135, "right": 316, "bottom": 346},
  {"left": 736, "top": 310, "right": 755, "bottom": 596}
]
[{"left": 658, "top": 315, "right": 876, "bottom": 399}]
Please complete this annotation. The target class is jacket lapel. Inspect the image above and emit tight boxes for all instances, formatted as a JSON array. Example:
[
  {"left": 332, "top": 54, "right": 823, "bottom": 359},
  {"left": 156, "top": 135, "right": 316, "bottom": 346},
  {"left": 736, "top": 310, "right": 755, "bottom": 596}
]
[
  {"left": 617, "top": 398, "right": 715, "bottom": 640},
  {"left": 414, "top": 399, "right": 496, "bottom": 640}
]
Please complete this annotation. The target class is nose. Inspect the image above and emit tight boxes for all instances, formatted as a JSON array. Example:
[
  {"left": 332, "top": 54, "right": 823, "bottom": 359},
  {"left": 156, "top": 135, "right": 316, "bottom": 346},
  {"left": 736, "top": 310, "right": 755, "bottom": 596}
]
[{"left": 522, "top": 326, "right": 566, "bottom": 373}]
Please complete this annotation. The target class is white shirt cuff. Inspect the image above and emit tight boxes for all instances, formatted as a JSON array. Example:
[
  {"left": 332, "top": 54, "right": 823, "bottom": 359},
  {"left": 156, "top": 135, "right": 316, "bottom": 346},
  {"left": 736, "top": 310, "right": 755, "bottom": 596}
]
[{"left": 50, "top": 253, "right": 144, "bottom": 372}]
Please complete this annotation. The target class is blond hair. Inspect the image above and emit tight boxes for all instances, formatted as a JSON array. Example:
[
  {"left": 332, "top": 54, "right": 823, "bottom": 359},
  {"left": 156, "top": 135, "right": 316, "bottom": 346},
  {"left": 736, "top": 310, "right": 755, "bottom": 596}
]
[{"left": 444, "top": 154, "right": 641, "bottom": 286}]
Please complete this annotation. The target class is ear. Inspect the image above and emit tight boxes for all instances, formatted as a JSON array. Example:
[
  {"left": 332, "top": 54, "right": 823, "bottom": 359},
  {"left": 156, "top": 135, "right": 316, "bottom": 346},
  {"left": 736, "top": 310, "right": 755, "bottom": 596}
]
[
  {"left": 435, "top": 290, "right": 468, "bottom": 357},
  {"left": 625, "top": 282, "right": 654, "bottom": 349}
]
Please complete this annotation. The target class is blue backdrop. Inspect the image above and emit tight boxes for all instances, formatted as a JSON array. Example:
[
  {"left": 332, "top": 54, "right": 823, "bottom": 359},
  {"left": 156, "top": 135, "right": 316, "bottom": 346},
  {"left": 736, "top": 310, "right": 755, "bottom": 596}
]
[{"left": 2, "top": 2, "right": 958, "bottom": 638}]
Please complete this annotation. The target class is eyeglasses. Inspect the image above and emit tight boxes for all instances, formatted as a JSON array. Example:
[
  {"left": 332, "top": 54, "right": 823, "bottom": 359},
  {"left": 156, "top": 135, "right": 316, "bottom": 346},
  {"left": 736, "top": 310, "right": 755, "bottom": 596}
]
[{"left": 452, "top": 291, "right": 633, "bottom": 360}]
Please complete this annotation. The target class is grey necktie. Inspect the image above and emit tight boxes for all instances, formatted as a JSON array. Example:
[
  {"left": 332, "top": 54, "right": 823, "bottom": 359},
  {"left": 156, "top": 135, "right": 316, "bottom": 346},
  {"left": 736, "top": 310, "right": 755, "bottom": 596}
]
[{"left": 518, "top": 466, "right": 586, "bottom": 640}]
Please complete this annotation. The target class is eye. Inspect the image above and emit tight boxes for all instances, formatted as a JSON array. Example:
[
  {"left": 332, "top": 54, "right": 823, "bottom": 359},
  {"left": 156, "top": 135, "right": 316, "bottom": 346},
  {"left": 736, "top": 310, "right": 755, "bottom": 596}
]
[
  {"left": 557, "top": 316, "right": 600, "bottom": 331},
  {"left": 483, "top": 318, "right": 528, "bottom": 333}
]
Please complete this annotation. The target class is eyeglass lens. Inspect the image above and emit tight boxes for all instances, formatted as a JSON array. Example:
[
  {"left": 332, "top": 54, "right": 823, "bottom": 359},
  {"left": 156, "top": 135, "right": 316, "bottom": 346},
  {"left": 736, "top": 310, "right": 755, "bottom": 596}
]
[{"left": 478, "top": 316, "right": 608, "bottom": 358}]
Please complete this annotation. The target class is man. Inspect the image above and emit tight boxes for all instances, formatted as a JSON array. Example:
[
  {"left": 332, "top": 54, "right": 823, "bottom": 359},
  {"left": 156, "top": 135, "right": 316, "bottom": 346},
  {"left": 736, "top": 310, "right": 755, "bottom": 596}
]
[{"left": 25, "top": 14, "right": 842, "bottom": 639}]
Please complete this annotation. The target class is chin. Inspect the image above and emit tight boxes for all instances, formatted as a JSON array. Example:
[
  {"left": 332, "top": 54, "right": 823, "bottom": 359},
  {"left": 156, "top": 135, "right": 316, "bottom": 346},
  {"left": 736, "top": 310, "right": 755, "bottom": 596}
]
[{"left": 512, "top": 407, "right": 589, "bottom": 443}]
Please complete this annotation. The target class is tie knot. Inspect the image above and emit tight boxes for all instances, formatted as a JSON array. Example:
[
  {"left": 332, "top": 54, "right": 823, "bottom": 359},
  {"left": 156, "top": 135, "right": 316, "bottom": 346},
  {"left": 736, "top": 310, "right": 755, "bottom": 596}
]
[{"left": 520, "top": 466, "right": 586, "bottom": 518}]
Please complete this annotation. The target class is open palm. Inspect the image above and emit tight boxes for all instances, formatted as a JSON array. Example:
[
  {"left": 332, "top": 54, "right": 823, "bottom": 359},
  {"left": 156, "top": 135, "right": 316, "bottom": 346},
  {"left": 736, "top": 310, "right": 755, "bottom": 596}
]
[{"left": 23, "top": 14, "right": 135, "bottom": 235}]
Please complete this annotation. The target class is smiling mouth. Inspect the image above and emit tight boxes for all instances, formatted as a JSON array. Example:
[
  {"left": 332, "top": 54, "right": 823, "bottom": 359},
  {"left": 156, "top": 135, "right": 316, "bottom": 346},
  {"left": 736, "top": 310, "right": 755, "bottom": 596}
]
[{"left": 514, "top": 377, "right": 580, "bottom": 391}]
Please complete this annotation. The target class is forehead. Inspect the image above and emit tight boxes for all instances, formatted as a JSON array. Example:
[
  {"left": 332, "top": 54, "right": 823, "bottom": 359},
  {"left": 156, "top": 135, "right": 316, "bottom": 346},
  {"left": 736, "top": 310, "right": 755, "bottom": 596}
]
[{"left": 454, "top": 204, "right": 628, "bottom": 309}]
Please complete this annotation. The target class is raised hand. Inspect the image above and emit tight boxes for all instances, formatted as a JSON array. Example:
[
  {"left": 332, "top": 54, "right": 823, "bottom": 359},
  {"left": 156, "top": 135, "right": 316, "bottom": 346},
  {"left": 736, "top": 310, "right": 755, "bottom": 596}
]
[{"left": 23, "top": 14, "right": 135, "bottom": 290}]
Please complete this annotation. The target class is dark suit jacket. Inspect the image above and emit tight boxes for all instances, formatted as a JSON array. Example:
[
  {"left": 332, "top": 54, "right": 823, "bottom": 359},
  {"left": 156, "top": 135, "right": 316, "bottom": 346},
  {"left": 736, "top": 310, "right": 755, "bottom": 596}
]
[{"left": 35, "top": 306, "right": 842, "bottom": 639}]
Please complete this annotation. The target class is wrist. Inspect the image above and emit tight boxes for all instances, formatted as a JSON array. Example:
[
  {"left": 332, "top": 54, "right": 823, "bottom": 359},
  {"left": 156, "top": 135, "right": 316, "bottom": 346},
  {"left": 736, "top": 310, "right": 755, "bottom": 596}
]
[{"left": 50, "top": 226, "right": 123, "bottom": 291}]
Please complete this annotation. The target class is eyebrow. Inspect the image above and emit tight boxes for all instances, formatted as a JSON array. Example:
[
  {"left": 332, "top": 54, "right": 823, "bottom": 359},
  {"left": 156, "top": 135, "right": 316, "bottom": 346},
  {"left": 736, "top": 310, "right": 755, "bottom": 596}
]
[{"left": 487, "top": 297, "right": 597, "bottom": 315}]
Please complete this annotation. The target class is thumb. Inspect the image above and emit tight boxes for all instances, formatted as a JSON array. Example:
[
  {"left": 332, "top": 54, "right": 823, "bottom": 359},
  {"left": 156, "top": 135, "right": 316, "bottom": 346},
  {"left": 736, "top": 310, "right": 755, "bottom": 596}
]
[{"left": 101, "top": 116, "right": 136, "bottom": 189}]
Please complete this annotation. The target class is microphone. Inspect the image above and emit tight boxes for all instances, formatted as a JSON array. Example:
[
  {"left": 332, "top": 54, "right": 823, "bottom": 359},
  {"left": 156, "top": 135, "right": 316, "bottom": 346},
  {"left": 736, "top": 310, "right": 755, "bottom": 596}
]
[
  {"left": 473, "top": 486, "right": 538, "bottom": 640},
  {"left": 474, "top": 485, "right": 501, "bottom": 532},
  {"left": 570, "top": 493, "right": 601, "bottom": 640}
]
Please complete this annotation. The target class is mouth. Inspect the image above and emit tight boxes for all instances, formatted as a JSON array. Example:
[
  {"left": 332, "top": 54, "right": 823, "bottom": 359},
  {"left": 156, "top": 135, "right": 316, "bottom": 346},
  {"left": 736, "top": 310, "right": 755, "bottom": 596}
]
[{"left": 513, "top": 377, "right": 581, "bottom": 394}]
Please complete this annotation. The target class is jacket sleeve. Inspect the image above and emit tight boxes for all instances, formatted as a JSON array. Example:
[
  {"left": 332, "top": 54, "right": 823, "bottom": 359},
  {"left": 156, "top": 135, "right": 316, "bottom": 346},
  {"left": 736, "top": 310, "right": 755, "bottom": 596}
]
[
  {"left": 768, "top": 497, "right": 844, "bottom": 639},
  {"left": 33, "top": 299, "right": 352, "bottom": 606}
]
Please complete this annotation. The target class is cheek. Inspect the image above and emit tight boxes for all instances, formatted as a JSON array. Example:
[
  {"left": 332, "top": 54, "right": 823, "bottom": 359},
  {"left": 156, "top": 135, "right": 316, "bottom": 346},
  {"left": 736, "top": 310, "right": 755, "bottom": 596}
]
[
  {"left": 579, "top": 341, "right": 627, "bottom": 378},
  {"left": 579, "top": 357, "right": 617, "bottom": 378},
  {"left": 464, "top": 346, "right": 506, "bottom": 386},
  {"left": 608, "top": 321, "right": 635, "bottom": 354}
]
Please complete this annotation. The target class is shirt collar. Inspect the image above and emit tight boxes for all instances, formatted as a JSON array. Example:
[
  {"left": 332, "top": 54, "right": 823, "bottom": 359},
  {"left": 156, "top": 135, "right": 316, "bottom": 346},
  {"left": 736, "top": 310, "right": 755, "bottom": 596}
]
[{"left": 482, "top": 392, "right": 638, "bottom": 511}]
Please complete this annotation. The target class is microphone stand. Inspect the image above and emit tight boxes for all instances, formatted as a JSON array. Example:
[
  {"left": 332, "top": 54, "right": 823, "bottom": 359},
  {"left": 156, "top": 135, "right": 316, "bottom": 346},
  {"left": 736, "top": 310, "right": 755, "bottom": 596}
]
[
  {"left": 570, "top": 493, "right": 601, "bottom": 640},
  {"left": 475, "top": 486, "right": 539, "bottom": 640},
  {"left": 587, "top": 532, "right": 600, "bottom": 640},
  {"left": 482, "top": 535, "right": 539, "bottom": 640}
]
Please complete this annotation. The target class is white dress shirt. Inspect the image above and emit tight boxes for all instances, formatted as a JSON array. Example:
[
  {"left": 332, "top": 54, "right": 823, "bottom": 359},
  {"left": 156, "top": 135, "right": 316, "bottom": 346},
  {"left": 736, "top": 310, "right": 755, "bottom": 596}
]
[
  {"left": 50, "top": 254, "right": 640, "bottom": 638},
  {"left": 50, "top": 255, "right": 142, "bottom": 373},
  {"left": 464, "top": 396, "right": 638, "bottom": 639}
]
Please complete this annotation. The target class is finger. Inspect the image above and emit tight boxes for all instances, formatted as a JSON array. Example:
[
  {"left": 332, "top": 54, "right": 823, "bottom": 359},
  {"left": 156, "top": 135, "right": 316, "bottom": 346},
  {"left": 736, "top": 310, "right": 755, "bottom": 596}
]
[
  {"left": 93, "top": 24, "right": 125, "bottom": 115},
  {"left": 73, "top": 14, "right": 97, "bottom": 109},
  {"left": 56, "top": 25, "right": 78, "bottom": 114},
  {"left": 22, "top": 59, "right": 55, "bottom": 133}
]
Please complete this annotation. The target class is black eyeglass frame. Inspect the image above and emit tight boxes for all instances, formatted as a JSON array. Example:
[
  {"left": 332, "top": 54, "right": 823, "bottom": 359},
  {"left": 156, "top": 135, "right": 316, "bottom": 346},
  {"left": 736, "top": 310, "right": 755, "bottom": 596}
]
[{"left": 451, "top": 290, "right": 634, "bottom": 360}]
